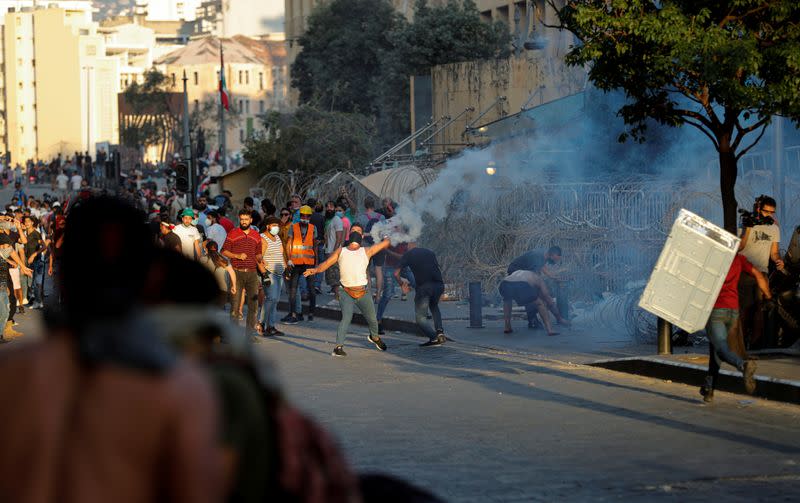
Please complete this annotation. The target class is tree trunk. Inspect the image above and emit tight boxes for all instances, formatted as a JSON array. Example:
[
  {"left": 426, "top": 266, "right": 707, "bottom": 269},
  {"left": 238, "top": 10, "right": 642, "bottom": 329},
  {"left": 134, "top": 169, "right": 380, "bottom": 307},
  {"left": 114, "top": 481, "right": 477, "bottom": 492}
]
[
  {"left": 719, "top": 146, "right": 738, "bottom": 234},
  {"left": 719, "top": 143, "right": 748, "bottom": 357}
]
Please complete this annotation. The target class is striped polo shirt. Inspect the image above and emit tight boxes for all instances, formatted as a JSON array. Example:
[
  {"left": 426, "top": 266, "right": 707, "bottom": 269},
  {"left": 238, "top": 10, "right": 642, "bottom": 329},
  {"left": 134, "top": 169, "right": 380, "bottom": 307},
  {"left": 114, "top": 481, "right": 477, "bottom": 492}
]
[{"left": 222, "top": 227, "right": 261, "bottom": 270}]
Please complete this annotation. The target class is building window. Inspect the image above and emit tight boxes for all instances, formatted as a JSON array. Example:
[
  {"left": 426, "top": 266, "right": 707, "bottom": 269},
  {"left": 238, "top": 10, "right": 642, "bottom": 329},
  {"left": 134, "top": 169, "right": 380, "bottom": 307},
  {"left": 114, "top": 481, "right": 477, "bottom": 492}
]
[
  {"left": 216, "top": 70, "right": 220, "bottom": 80},
  {"left": 15, "top": 17, "right": 20, "bottom": 27},
  {"left": 239, "top": 129, "right": 244, "bottom": 142},
  {"left": 245, "top": 71, "right": 249, "bottom": 85},
  {"left": 245, "top": 100, "right": 250, "bottom": 114},
  {"left": 259, "top": 100, "right": 264, "bottom": 113},
  {"left": 259, "top": 72, "right": 263, "bottom": 90},
  {"left": 171, "top": 73, "right": 176, "bottom": 86},
  {"left": 238, "top": 99, "right": 243, "bottom": 112},
  {"left": 86, "top": 45, "right": 96, "bottom": 56},
  {"left": 194, "top": 99, "right": 199, "bottom": 111},
  {"left": 193, "top": 72, "right": 198, "bottom": 85},
  {"left": 17, "top": 58, "right": 22, "bottom": 66},
  {"left": 18, "top": 82, "right": 22, "bottom": 89}
]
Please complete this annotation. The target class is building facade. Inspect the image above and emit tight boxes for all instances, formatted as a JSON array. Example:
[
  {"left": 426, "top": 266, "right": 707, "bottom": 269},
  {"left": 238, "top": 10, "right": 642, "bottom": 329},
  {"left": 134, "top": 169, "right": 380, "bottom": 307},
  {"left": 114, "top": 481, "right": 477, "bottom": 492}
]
[
  {"left": 0, "top": 2, "right": 117, "bottom": 164},
  {"left": 155, "top": 34, "right": 288, "bottom": 158}
]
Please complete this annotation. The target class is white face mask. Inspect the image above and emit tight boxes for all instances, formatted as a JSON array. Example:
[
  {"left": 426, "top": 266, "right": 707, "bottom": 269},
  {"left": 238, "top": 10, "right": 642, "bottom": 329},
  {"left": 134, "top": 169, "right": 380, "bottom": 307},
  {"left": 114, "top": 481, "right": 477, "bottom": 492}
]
[
  {"left": 269, "top": 226, "right": 280, "bottom": 236},
  {"left": 205, "top": 218, "right": 212, "bottom": 227}
]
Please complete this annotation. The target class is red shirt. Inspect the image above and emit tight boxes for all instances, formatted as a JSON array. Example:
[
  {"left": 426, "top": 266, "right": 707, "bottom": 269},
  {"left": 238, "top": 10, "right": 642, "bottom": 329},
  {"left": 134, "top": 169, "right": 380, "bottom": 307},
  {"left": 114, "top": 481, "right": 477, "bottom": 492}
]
[
  {"left": 715, "top": 254, "right": 754, "bottom": 309},
  {"left": 222, "top": 227, "right": 261, "bottom": 270},
  {"left": 219, "top": 216, "right": 235, "bottom": 233}
]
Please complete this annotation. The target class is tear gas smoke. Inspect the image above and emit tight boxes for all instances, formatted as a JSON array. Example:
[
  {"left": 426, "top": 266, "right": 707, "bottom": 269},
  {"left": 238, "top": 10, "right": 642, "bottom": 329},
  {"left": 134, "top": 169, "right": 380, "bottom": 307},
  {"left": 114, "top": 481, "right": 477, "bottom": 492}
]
[{"left": 369, "top": 204, "right": 424, "bottom": 246}]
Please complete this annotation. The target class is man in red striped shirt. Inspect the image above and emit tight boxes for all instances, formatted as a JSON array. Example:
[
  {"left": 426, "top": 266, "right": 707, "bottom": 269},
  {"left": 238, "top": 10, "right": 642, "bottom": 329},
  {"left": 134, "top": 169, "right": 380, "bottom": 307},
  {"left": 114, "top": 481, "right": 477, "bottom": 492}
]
[{"left": 222, "top": 209, "right": 262, "bottom": 339}]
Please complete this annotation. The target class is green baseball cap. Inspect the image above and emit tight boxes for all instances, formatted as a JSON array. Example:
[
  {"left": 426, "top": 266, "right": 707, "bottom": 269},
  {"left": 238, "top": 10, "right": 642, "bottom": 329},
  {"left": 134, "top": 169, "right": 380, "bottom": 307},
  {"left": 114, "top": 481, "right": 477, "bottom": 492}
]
[{"left": 180, "top": 208, "right": 195, "bottom": 218}]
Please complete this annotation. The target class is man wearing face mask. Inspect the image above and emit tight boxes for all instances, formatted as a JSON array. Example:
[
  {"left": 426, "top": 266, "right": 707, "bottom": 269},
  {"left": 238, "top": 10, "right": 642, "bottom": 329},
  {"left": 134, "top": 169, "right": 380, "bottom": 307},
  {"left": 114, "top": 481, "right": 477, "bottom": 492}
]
[
  {"left": 222, "top": 209, "right": 263, "bottom": 339},
  {"left": 283, "top": 205, "right": 317, "bottom": 324},
  {"left": 204, "top": 211, "right": 227, "bottom": 250},
  {"left": 324, "top": 201, "right": 344, "bottom": 297},
  {"left": 172, "top": 208, "right": 203, "bottom": 260},
  {"left": 304, "top": 224, "right": 390, "bottom": 357}
]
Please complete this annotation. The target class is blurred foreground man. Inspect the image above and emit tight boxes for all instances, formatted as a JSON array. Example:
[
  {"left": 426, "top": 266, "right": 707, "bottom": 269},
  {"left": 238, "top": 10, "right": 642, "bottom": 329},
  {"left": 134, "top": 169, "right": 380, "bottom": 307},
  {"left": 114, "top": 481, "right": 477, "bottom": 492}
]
[{"left": 0, "top": 197, "right": 223, "bottom": 503}]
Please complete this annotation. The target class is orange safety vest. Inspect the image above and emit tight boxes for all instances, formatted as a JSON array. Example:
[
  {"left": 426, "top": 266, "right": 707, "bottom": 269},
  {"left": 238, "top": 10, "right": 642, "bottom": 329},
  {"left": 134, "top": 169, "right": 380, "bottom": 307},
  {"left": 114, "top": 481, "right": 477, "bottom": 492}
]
[{"left": 290, "top": 222, "right": 315, "bottom": 265}]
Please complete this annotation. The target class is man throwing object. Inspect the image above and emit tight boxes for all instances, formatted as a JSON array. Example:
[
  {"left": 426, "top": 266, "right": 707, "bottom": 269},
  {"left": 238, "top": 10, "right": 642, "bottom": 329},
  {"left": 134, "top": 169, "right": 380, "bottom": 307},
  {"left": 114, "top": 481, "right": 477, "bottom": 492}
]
[{"left": 304, "top": 224, "right": 389, "bottom": 357}]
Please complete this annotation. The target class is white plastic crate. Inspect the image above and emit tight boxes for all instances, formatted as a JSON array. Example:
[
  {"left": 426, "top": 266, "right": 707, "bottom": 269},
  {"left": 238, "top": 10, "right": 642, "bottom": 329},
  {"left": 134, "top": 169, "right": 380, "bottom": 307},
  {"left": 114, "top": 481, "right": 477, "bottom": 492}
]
[{"left": 638, "top": 209, "right": 740, "bottom": 333}]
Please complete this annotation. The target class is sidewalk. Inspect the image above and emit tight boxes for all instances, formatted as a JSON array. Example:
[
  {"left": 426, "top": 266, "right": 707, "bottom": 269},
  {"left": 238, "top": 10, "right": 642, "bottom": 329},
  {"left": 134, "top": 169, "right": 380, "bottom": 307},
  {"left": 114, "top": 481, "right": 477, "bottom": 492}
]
[{"left": 283, "top": 290, "right": 800, "bottom": 405}]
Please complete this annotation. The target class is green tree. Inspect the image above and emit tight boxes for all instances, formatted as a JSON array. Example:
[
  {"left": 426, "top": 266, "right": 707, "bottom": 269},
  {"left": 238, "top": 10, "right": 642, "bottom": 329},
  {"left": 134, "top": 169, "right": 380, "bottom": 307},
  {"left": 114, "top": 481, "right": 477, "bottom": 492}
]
[
  {"left": 554, "top": 1, "right": 800, "bottom": 232},
  {"left": 291, "top": 0, "right": 402, "bottom": 116},
  {"left": 378, "top": 0, "right": 511, "bottom": 141},
  {"left": 243, "top": 105, "right": 376, "bottom": 179},
  {"left": 292, "top": 0, "right": 511, "bottom": 147},
  {"left": 390, "top": 0, "right": 511, "bottom": 74}
]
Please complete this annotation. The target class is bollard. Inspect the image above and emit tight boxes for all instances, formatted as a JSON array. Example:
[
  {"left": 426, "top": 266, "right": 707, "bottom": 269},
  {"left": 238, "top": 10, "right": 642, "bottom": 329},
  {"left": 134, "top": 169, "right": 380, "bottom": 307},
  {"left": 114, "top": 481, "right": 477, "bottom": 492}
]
[
  {"left": 468, "top": 281, "right": 483, "bottom": 328},
  {"left": 657, "top": 317, "right": 672, "bottom": 355}
]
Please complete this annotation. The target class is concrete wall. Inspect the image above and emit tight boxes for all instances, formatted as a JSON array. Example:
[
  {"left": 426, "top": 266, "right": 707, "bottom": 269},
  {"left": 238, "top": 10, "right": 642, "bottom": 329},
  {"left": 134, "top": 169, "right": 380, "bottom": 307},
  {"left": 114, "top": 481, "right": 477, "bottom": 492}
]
[{"left": 428, "top": 42, "right": 585, "bottom": 155}]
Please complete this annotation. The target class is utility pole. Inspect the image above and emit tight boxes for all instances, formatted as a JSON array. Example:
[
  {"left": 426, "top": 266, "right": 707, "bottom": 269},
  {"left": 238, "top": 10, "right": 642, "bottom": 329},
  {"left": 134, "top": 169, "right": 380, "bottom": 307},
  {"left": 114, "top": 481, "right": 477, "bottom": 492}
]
[
  {"left": 182, "top": 70, "right": 194, "bottom": 205},
  {"left": 219, "top": 41, "right": 228, "bottom": 171}
]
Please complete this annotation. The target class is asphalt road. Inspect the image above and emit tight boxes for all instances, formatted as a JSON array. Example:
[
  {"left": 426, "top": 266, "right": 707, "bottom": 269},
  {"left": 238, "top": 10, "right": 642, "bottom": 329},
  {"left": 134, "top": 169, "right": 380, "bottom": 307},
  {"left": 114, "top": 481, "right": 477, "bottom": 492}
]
[{"left": 254, "top": 318, "right": 800, "bottom": 502}]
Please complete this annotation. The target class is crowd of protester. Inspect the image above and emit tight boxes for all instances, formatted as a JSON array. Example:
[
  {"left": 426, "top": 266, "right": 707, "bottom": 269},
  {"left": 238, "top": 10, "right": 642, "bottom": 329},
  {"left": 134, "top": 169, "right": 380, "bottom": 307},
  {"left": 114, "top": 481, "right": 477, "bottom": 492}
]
[{"left": 0, "top": 192, "right": 445, "bottom": 503}]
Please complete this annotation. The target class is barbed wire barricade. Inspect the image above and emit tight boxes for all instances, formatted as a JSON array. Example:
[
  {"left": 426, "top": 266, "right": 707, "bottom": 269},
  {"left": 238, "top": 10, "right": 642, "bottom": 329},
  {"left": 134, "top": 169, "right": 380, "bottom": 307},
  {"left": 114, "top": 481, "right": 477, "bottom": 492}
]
[{"left": 256, "top": 163, "right": 800, "bottom": 342}]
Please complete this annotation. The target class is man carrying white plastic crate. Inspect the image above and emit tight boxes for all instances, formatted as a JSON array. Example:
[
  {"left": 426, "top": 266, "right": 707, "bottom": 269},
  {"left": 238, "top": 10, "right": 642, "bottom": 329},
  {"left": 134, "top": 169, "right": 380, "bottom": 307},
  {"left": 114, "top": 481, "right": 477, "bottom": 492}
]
[{"left": 701, "top": 253, "right": 771, "bottom": 403}]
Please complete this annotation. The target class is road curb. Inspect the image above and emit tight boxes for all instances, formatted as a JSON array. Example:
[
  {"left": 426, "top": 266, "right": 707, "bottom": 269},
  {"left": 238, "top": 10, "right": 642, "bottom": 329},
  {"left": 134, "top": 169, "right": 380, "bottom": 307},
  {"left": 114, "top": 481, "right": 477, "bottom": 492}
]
[{"left": 590, "top": 356, "right": 800, "bottom": 405}]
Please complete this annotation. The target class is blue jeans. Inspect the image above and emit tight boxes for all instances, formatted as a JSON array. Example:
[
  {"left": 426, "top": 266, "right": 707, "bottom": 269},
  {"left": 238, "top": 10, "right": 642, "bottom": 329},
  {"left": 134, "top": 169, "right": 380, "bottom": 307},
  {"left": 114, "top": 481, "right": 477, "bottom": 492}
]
[
  {"left": 376, "top": 266, "right": 396, "bottom": 321},
  {"left": 336, "top": 289, "right": 380, "bottom": 346},
  {"left": 259, "top": 272, "right": 284, "bottom": 328},
  {"left": 415, "top": 282, "right": 444, "bottom": 340},
  {"left": 30, "top": 261, "right": 44, "bottom": 304},
  {"left": 706, "top": 308, "right": 744, "bottom": 386}
]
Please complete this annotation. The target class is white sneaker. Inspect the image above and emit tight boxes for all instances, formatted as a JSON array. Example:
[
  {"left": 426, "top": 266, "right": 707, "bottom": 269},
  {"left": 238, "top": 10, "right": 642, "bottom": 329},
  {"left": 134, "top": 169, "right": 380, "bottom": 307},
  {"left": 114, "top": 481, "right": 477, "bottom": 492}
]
[{"left": 22, "top": 298, "right": 28, "bottom": 305}]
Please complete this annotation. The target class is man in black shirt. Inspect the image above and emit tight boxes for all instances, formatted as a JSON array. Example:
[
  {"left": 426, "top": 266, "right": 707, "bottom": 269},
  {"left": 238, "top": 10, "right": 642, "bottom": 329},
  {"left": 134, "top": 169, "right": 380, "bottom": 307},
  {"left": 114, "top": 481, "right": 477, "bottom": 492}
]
[
  {"left": 394, "top": 244, "right": 446, "bottom": 347},
  {"left": 22, "top": 216, "right": 45, "bottom": 309}
]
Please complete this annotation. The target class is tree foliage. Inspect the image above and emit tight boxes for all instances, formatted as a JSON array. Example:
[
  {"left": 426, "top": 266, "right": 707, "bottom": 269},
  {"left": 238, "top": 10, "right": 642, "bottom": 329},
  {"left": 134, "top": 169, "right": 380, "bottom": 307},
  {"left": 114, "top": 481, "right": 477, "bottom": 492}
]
[
  {"left": 390, "top": 0, "right": 511, "bottom": 74},
  {"left": 291, "top": 0, "right": 401, "bottom": 116},
  {"left": 291, "top": 0, "right": 511, "bottom": 146},
  {"left": 243, "top": 105, "right": 376, "bottom": 179},
  {"left": 554, "top": 0, "right": 800, "bottom": 231}
]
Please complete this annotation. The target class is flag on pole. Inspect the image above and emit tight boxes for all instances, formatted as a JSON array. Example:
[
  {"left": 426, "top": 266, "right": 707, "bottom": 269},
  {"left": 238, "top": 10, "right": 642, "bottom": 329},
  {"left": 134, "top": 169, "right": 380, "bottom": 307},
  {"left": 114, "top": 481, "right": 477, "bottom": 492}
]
[{"left": 219, "top": 42, "right": 229, "bottom": 111}]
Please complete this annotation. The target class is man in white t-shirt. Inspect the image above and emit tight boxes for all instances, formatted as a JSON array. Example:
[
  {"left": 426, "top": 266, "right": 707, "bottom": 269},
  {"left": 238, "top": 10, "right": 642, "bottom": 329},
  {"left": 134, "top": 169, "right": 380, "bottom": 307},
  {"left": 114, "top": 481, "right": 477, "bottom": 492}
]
[
  {"left": 739, "top": 195, "right": 783, "bottom": 348},
  {"left": 69, "top": 172, "right": 83, "bottom": 192},
  {"left": 172, "top": 208, "right": 203, "bottom": 259},
  {"left": 55, "top": 171, "right": 69, "bottom": 199}
]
